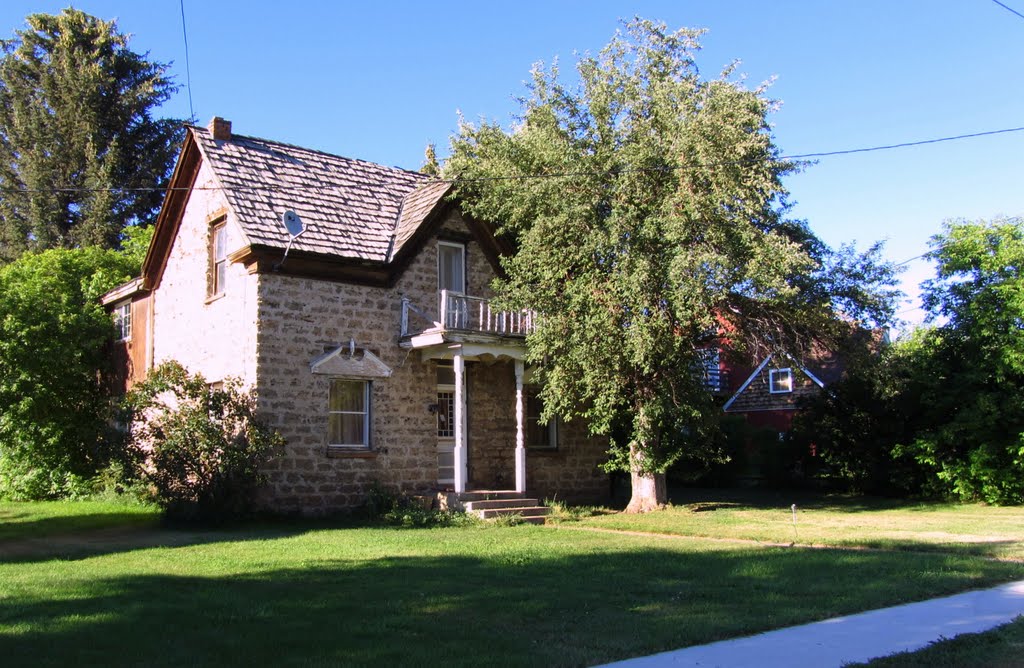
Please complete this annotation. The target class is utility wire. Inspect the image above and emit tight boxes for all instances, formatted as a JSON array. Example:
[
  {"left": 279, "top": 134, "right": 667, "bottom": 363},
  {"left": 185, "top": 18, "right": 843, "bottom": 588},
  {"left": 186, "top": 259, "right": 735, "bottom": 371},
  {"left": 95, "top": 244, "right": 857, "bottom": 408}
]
[
  {"left": 1, "top": 124, "right": 1023, "bottom": 194},
  {"left": 991, "top": 0, "right": 1024, "bottom": 21},
  {"left": 179, "top": 0, "right": 196, "bottom": 122},
  {"left": 894, "top": 253, "right": 927, "bottom": 266}
]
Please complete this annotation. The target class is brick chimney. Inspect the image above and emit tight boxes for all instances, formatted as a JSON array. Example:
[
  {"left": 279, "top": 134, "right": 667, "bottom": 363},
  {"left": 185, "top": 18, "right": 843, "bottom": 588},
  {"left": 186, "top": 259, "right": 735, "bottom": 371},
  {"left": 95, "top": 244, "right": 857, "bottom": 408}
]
[{"left": 208, "top": 116, "right": 232, "bottom": 140}]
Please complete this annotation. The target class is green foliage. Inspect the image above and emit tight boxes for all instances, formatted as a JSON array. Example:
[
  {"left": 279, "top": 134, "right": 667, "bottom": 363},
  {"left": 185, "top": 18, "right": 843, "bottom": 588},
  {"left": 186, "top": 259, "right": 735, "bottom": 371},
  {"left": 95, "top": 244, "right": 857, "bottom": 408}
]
[
  {"left": 896, "top": 218, "right": 1024, "bottom": 504},
  {"left": 0, "top": 9, "right": 183, "bottom": 262},
  {"left": 118, "top": 224, "right": 155, "bottom": 270},
  {"left": 123, "top": 361, "right": 285, "bottom": 521},
  {"left": 789, "top": 334, "right": 925, "bottom": 496},
  {"left": 361, "top": 483, "right": 475, "bottom": 528},
  {"left": 796, "top": 218, "right": 1024, "bottom": 504},
  {"left": 447, "top": 19, "right": 898, "bottom": 505},
  {"left": 0, "top": 247, "right": 137, "bottom": 499}
]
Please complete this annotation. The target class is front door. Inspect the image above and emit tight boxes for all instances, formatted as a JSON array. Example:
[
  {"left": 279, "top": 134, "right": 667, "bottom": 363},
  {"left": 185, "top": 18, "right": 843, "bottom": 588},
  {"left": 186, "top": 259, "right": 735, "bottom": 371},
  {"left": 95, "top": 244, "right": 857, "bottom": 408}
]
[{"left": 435, "top": 360, "right": 465, "bottom": 486}]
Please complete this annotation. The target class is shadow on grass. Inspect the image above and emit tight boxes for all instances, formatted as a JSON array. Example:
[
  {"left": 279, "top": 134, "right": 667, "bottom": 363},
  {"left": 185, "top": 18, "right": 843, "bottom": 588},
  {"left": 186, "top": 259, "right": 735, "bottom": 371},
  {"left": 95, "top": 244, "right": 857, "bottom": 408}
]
[
  {"left": 667, "top": 487, "right": 956, "bottom": 513},
  {"left": 1, "top": 543, "right": 1020, "bottom": 668},
  {"left": 0, "top": 511, "right": 161, "bottom": 542},
  {"left": 0, "top": 512, "right": 479, "bottom": 565}
]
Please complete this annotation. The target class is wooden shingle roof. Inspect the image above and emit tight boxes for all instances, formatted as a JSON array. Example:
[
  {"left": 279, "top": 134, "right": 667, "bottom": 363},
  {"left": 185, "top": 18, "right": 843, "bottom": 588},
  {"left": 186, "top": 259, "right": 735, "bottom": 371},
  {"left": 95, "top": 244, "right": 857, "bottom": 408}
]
[{"left": 191, "top": 125, "right": 450, "bottom": 264}]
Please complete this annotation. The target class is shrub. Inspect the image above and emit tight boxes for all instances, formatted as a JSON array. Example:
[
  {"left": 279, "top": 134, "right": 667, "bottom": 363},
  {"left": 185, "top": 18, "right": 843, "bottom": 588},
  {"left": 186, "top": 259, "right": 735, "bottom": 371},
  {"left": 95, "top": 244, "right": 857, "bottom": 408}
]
[
  {"left": 0, "top": 247, "right": 137, "bottom": 499},
  {"left": 123, "top": 361, "right": 284, "bottom": 521}
]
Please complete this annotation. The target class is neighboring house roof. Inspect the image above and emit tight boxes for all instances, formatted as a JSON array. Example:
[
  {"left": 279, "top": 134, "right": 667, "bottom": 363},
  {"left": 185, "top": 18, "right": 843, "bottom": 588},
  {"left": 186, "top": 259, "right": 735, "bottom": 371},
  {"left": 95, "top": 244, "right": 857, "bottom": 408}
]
[
  {"left": 722, "top": 352, "right": 826, "bottom": 413},
  {"left": 140, "top": 119, "right": 485, "bottom": 291}
]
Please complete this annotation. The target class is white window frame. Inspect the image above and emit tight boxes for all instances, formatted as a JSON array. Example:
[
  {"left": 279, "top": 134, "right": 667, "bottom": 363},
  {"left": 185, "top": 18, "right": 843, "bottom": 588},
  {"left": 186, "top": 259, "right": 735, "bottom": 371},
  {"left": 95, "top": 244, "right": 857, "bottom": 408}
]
[
  {"left": 211, "top": 221, "right": 228, "bottom": 297},
  {"left": 525, "top": 385, "right": 558, "bottom": 450},
  {"left": 437, "top": 240, "right": 466, "bottom": 294},
  {"left": 113, "top": 301, "right": 131, "bottom": 341},
  {"left": 769, "top": 368, "right": 793, "bottom": 394},
  {"left": 328, "top": 379, "right": 371, "bottom": 449}
]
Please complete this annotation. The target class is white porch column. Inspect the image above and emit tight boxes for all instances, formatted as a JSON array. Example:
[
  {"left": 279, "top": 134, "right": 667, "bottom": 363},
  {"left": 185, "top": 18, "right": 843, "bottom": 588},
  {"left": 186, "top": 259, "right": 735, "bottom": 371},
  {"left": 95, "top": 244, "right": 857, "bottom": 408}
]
[
  {"left": 453, "top": 352, "right": 468, "bottom": 493},
  {"left": 514, "top": 359, "right": 526, "bottom": 494}
]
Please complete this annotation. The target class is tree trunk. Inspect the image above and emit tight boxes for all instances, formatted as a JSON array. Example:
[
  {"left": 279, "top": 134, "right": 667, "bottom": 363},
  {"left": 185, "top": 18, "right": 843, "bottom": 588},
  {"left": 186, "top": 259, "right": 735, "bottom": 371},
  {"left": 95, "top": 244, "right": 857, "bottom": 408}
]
[
  {"left": 624, "top": 439, "right": 666, "bottom": 513},
  {"left": 625, "top": 467, "right": 666, "bottom": 513}
]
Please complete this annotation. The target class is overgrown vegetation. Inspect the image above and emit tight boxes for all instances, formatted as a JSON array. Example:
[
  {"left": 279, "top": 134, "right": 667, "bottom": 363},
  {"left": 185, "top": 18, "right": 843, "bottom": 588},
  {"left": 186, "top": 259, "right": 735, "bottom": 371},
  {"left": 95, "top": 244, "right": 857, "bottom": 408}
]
[
  {"left": 123, "top": 361, "right": 284, "bottom": 521},
  {"left": 0, "top": 247, "right": 138, "bottom": 499},
  {"left": 791, "top": 217, "right": 1024, "bottom": 504},
  {"left": 361, "top": 483, "right": 475, "bottom": 528}
]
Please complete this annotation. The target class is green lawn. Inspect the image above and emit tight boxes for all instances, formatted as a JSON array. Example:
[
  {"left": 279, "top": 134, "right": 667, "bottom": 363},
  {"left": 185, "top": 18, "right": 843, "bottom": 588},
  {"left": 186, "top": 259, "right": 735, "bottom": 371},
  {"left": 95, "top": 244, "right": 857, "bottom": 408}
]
[
  {"left": 1, "top": 495, "right": 1022, "bottom": 667},
  {"left": 564, "top": 488, "right": 1024, "bottom": 561}
]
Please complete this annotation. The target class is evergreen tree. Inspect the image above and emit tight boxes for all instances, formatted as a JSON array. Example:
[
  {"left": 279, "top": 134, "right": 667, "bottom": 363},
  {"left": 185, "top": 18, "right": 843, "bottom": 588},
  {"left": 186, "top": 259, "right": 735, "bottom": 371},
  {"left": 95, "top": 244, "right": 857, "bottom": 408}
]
[{"left": 0, "top": 8, "right": 183, "bottom": 262}]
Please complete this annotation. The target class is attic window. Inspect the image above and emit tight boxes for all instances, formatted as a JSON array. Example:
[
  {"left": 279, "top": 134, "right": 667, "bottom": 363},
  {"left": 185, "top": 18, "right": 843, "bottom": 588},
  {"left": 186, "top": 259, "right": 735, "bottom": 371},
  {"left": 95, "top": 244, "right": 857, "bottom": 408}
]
[
  {"left": 210, "top": 220, "right": 227, "bottom": 297},
  {"left": 769, "top": 368, "right": 793, "bottom": 394}
]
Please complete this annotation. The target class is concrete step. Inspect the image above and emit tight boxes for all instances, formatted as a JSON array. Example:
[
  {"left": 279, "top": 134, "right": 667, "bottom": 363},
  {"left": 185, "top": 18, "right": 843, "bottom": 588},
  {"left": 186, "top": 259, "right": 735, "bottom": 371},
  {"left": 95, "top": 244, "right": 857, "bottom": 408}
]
[
  {"left": 457, "top": 490, "right": 524, "bottom": 502},
  {"left": 463, "top": 498, "right": 540, "bottom": 511}
]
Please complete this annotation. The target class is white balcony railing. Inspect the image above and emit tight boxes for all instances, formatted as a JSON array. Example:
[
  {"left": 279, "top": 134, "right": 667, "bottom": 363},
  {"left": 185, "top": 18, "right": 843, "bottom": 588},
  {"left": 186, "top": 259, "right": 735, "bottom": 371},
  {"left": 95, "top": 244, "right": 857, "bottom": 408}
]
[{"left": 401, "top": 290, "right": 535, "bottom": 338}]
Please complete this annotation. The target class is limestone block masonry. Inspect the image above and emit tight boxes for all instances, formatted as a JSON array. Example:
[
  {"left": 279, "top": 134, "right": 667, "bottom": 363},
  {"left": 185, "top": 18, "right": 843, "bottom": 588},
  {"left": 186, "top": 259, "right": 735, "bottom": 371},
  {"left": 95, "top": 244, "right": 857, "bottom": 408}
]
[{"left": 152, "top": 190, "right": 609, "bottom": 514}]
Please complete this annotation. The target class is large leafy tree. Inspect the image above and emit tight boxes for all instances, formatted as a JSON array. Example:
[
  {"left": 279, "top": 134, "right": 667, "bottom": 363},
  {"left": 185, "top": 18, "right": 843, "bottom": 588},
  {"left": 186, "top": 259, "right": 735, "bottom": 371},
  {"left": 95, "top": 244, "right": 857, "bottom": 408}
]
[
  {"left": 0, "top": 8, "right": 183, "bottom": 262},
  {"left": 0, "top": 246, "right": 138, "bottom": 499},
  {"left": 448, "top": 20, "right": 897, "bottom": 511},
  {"left": 899, "top": 217, "right": 1024, "bottom": 503}
]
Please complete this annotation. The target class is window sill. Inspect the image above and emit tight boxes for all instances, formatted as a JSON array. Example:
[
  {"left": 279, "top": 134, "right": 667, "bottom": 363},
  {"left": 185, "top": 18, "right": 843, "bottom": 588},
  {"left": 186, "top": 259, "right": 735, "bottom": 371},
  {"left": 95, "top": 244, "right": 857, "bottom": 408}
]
[
  {"left": 527, "top": 447, "right": 562, "bottom": 457},
  {"left": 205, "top": 292, "right": 226, "bottom": 305},
  {"left": 326, "top": 448, "right": 377, "bottom": 459}
]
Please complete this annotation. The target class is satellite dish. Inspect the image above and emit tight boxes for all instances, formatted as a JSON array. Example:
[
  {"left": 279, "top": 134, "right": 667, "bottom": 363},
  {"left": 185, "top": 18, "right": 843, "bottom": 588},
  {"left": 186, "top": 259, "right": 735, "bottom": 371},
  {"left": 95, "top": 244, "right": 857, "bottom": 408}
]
[
  {"left": 282, "top": 210, "right": 303, "bottom": 238},
  {"left": 274, "top": 210, "right": 307, "bottom": 271}
]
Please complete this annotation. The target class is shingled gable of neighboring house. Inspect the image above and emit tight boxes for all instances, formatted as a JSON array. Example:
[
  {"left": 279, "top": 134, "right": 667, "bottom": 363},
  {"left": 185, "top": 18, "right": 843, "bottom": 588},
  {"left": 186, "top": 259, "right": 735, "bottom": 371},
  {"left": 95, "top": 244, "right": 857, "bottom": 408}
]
[{"left": 104, "top": 117, "right": 608, "bottom": 514}]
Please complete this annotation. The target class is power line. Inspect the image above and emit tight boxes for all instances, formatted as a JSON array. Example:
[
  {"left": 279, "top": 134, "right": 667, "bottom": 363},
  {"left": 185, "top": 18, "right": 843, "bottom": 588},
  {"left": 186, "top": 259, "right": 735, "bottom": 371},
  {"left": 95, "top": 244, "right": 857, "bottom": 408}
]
[
  {"left": 780, "top": 126, "right": 1024, "bottom": 160},
  {"left": 894, "top": 253, "right": 927, "bottom": 266},
  {"left": 991, "top": 0, "right": 1024, "bottom": 21},
  {"left": 1, "top": 124, "right": 1023, "bottom": 195},
  {"left": 179, "top": 0, "right": 196, "bottom": 122}
]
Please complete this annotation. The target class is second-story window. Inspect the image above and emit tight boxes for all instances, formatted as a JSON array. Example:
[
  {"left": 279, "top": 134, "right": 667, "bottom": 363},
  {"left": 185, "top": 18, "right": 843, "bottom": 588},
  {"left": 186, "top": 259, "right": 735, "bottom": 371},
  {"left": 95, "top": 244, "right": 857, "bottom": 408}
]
[
  {"left": 437, "top": 241, "right": 465, "bottom": 294},
  {"left": 211, "top": 221, "right": 227, "bottom": 297}
]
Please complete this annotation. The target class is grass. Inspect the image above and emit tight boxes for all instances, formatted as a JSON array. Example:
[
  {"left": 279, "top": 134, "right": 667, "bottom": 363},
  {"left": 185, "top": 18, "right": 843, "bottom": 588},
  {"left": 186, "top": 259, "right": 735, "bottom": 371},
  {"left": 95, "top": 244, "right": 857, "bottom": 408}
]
[
  {"left": 0, "top": 499, "right": 159, "bottom": 542},
  {"left": 850, "top": 617, "right": 1024, "bottom": 667},
  {"left": 563, "top": 487, "right": 1024, "bottom": 561},
  {"left": 1, "top": 495, "right": 1022, "bottom": 667}
]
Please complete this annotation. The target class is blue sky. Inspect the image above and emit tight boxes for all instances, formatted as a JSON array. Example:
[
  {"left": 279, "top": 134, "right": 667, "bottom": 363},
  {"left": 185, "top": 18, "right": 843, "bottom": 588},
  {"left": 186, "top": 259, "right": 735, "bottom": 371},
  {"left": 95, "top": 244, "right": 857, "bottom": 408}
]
[{"left": 4, "top": 1, "right": 1023, "bottom": 329}]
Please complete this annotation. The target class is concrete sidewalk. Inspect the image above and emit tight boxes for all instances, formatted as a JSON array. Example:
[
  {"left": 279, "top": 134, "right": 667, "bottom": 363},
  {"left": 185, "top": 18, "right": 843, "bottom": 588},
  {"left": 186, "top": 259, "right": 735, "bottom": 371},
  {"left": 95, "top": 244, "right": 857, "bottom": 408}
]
[{"left": 597, "top": 579, "right": 1024, "bottom": 667}]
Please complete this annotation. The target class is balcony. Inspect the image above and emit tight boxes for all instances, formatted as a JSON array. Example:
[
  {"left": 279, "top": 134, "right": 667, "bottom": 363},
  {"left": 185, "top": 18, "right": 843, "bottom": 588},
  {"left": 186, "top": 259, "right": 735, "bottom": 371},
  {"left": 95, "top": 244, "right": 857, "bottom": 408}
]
[{"left": 401, "top": 290, "right": 535, "bottom": 339}]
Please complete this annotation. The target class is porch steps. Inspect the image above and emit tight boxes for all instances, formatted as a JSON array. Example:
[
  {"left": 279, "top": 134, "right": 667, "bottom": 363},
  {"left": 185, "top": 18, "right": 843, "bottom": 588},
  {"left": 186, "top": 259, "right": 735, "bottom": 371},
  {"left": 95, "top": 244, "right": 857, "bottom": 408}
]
[{"left": 458, "top": 491, "right": 550, "bottom": 525}]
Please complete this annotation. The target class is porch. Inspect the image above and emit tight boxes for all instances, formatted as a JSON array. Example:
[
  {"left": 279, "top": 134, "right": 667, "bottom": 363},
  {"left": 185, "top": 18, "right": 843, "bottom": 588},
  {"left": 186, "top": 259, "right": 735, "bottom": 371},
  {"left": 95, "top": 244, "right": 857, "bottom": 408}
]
[{"left": 399, "top": 291, "right": 537, "bottom": 496}]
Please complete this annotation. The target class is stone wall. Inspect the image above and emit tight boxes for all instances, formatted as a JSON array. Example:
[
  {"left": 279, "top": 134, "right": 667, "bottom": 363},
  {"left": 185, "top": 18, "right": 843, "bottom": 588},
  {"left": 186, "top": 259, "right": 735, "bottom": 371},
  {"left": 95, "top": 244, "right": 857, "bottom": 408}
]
[{"left": 152, "top": 193, "right": 610, "bottom": 514}]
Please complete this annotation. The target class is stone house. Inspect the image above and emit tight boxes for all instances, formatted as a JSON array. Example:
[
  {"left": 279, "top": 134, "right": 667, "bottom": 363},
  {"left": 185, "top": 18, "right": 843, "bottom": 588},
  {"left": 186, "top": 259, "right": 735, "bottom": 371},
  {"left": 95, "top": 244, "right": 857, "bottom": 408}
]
[{"left": 104, "top": 118, "right": 609, "bottom": 514}]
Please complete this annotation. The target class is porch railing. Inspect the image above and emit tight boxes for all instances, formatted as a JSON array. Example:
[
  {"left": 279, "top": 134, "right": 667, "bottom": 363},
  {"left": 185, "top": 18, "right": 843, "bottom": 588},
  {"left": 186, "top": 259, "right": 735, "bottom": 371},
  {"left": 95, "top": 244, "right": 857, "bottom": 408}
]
[{"left": 401, "top": 290, "right": 535, "bottom": 338}]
